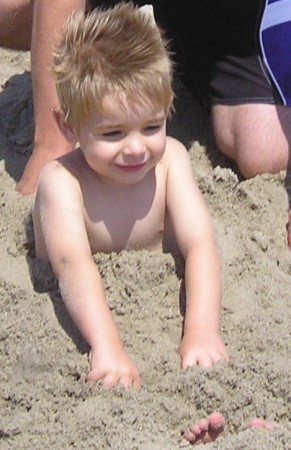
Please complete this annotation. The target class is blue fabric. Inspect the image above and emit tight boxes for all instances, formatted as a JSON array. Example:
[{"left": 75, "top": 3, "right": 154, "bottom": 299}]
[{"left": 260, "top": 0, "right": 291, "bottom": 105}]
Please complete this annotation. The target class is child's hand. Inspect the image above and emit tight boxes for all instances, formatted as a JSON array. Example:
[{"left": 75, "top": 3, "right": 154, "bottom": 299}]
[
  {"left": 86, "top": 344, "right": 141, "bottom": 390},
  {"left": 177, "top": 331, "right": 229, "bottom": 369}
]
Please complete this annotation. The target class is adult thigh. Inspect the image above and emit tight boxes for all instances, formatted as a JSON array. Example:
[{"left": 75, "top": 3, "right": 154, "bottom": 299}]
[{"left": 211, "top": 103, "right": 291, "bottom": 178}]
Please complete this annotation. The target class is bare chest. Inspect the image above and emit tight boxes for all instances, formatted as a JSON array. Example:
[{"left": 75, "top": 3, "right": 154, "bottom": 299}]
[{"left": 82, "top": 174, "right": 166, "bottom": 254}]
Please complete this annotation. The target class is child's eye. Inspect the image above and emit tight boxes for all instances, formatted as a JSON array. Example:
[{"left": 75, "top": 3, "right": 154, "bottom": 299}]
[
  {"left": 143, "top": 124, "right": 163, "bottom": 133},
  {"left": 101, "top": 130, "right": 123, "bottom": 138}
]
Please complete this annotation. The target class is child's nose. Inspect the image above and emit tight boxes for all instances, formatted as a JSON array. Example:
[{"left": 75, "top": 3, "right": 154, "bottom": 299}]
[{"left": 123, "top": 133, "right": 145, "bottom": 156}]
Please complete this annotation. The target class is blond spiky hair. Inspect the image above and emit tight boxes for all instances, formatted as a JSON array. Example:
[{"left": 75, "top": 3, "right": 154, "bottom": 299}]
[{"left": 53, "top": 2, "right": 173, "bottom": 129}]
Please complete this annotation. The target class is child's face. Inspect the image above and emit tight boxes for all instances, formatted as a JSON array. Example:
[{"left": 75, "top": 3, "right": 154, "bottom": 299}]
[{"left": 77, "top": 95, "right": 167, "bottom": 185}]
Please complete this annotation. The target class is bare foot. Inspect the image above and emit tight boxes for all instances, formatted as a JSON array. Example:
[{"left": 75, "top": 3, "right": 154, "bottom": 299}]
[
  {"left": 181, "top": 414, "right": 277, "bottom": 447},
  {"left": 242, "top": 418, "right": 276, "bottom": 431},
  {"left": 180, "top": 411, "right": 225, "bottom": 446}
]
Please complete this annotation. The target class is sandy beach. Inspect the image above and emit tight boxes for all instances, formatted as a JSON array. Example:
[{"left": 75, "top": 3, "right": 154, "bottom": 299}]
[{"left": 0, "top": 48, "right": 290, "bottom": 449}]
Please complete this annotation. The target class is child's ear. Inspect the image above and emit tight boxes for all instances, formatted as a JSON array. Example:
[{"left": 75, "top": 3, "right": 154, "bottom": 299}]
[{"left": 53, "top": 109, "right": 78, "bottom": 144}]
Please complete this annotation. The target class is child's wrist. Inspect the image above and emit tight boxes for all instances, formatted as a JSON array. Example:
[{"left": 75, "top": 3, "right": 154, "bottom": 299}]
[
  {"left": 89, "top": 328, "right": 124, "bottom": 351},
  {"left": 183, "top": 324, "right": 220, "bottom": 339}
]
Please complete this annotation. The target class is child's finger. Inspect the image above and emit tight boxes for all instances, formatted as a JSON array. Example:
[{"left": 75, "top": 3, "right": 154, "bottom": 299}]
[{"left": 120, "top": 372, "right": 141, "bottom": 390}]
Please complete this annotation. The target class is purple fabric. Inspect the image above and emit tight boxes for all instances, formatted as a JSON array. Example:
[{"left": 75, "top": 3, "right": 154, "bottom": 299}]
[{"left": 260, "top": 0, "right": 291, "bottom": 105}]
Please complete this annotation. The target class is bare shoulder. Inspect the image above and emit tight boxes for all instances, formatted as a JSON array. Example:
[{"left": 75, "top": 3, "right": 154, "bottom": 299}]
[
  {"left": 38, "top": 150, "right": 83, "bottom": 191},
  {"left": 164, "top": 136, "right": 192, "bottom": 169},
  {"left": 36, "top": 151, "right": 85, "bottom": 209},
  {"left": 165, "top": 136, "right": 188, "bottom": 156}
]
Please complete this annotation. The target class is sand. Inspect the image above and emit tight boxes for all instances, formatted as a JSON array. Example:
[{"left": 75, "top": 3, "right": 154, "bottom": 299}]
[{"left": 0, "top": 48, "right": 290, "bottom": 450}]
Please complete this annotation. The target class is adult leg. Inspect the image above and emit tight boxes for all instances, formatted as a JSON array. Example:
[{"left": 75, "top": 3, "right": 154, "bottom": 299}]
[
  {"left": 212, "top": 103, "right": 291, "bottom": 178},
  {"left": 15, "top": 0, "right": 85, "bottom": 195},
  {"left": 0, "top": 0, "right": 33, "bottom": 50}
]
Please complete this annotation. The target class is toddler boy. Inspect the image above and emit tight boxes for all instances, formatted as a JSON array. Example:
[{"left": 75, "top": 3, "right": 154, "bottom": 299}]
[{"left": 33, "top": 2, "right": 229, "bottom": 389}]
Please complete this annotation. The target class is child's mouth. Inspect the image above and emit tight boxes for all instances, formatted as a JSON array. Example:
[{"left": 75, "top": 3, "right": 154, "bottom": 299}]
[{"left": 116, "top": 162, "right": 146, "bottom": 172}]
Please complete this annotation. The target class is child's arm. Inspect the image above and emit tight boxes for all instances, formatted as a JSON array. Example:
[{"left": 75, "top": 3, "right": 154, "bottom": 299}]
[
  {"left": 34, "top": 160, "right": 141, "bottom": 389},
  {"left": 165, "top": 138, "right": 229, "bottom": 368}
]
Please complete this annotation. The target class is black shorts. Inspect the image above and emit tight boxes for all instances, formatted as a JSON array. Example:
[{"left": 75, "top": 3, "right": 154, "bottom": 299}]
[{"left": 89, "top": 0, "right": 280, "bottom": 109}]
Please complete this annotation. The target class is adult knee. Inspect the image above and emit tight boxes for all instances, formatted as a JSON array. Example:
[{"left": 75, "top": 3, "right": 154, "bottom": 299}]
[
  {"left": 223, "top": 139, "right": 286, "bottom": 179},
  {"left": 212, "top": 103, "right": 291, "bottom": 179},
  {"left": 236, "top": 152, "right": 267, "bottom": 179}
]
